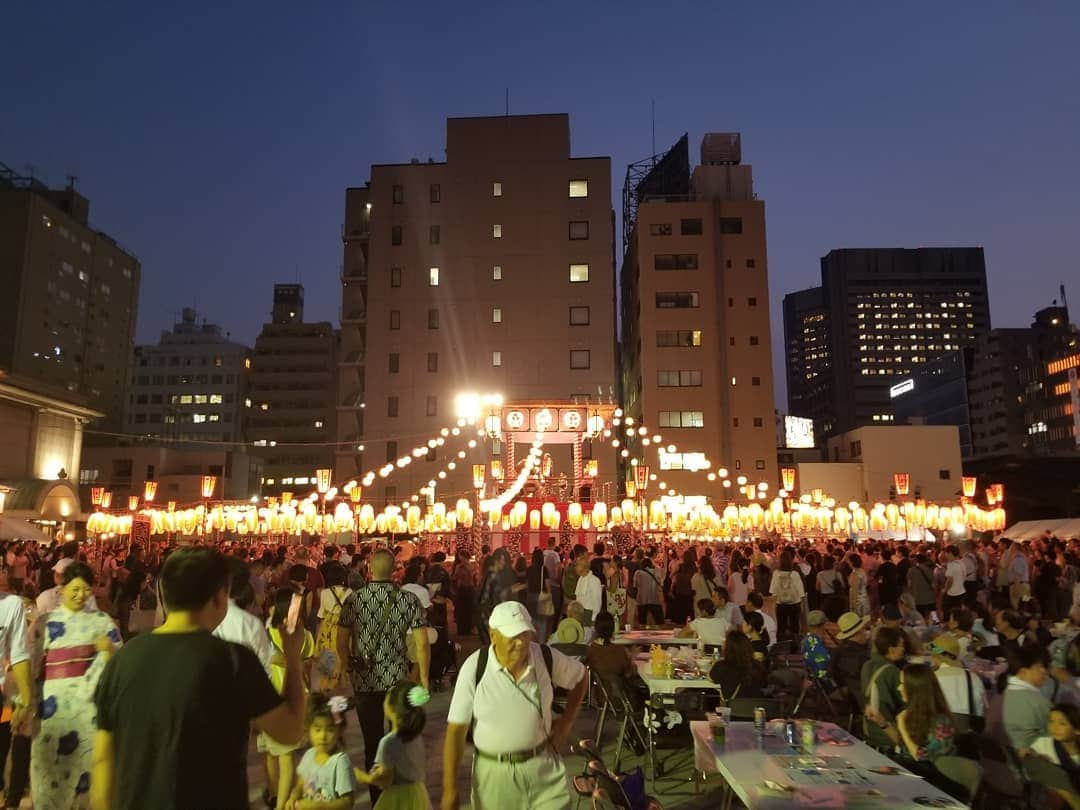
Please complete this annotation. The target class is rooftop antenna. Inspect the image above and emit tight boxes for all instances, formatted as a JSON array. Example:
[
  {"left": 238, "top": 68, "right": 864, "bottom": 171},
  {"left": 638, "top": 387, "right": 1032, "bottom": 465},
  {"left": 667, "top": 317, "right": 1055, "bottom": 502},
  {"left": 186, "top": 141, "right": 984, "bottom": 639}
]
[
  {"left": 505, "top": 88, "right": 510, "bottom": 116},
  {"left": 1061, "top": 283, "right": 1069, "bottom": 312},
  {"left": 65, "top": 172, "right": 78, "bottom": 190}
]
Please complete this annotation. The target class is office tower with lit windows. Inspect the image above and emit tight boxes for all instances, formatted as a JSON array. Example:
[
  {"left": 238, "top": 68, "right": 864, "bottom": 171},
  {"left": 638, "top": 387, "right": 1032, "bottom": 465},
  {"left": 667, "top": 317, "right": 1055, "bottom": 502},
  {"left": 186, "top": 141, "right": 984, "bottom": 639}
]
[
  {"left": 337, "top": 114, "right": 617, "bottom": 504},
  {"left": 619, "top": 133, "right": 778, "bottom": 500},
  {"left": 248, "top": 284, "right": 338, "bottom": 494},
  {"left": 124, "top": 308, "right": 250, "bottom": 442},
  {"left": 0, "top": 162, "right": 140, "bottom": 430},
  {"left": 783, "top": 286, "right": 833, "bottom": 438},
  {"left": 785, "top": 248, "right": 991, "bottom": 438}
]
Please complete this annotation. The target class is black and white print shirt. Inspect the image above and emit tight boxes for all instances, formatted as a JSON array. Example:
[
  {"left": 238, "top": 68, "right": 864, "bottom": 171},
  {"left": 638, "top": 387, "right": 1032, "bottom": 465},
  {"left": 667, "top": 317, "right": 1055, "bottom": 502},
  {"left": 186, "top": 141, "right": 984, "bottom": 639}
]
[{"left": 339, "top": 581, "right": 426, "bottom": 692}]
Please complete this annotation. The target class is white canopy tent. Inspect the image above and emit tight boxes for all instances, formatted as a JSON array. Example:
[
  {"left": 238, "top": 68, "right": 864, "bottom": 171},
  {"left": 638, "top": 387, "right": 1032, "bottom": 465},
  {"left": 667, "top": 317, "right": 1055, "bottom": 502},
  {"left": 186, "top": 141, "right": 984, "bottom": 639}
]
[{"left": 1003, "top": 518, "right": 1080, "bottom": 541}]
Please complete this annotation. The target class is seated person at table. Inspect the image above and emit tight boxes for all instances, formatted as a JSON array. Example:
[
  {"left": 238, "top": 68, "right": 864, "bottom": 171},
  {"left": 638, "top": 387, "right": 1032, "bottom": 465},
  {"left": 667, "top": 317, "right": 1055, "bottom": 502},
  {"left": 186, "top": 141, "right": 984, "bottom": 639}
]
[
  {"left": 896, "top": 663, "right": 957, "bottom": 763},
  {"left": 708, "top": 631, "right": 763, "bottom": 704},
  {"left": 743, "top": 612, "right": 769, "bottom": 662},
  {"left": 930, "top": 633, "right": 986, "bottom": 723},
  {"left": 946, "top": 607, "right": 980, "bottom": 660},
  {"left": 585, "top": 611, "right": 636, "bottom": 684},
  {"left": 677, "top": 599, "right": 728, "bottom": 646},
  {"left": 713, "top": 586, "right": 744, "bottom": 630},
  {"left": 861, "top": 625, "right": 906, "bottom": 751},
  {"left": 999, "top": 645, "right": 1051, "bottom": 755},
  {"left": 555, "top": 601, "right": 586, "bottom": 644},
  {"left": 898, "top": 593, "right": 928, "bottom": 628},
  {"left": 880, "top": 603, "right": 922, "bottom": 655},
  {"left": 801, "top": 610, "right": 836, "bottom": 690},
  {"left": 1031, "top": 703, "right": 1080, "bottom": 800},
  {"left": 745, "top": 592, "right": 777, "bottom": 649},
  {"left": 832, "top": 612, "right": 872, "bottom": 699}
]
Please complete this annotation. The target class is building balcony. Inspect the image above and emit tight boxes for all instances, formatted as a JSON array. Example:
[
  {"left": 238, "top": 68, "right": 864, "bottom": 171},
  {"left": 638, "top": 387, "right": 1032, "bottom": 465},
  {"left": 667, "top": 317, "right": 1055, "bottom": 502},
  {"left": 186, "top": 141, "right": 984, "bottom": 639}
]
[{"left": 341, "top": 222, "right": 370, "bottom": 243}]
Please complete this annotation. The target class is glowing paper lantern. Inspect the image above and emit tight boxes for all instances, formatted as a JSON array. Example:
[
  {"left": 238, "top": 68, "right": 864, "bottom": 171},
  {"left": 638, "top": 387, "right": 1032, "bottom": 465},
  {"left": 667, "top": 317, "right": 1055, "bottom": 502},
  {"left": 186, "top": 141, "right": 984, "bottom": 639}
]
[
  {"left": 100, "top": 491, "right": 113, "bottom": 509},
  {"left": 781, "top": 467, "right": 796, "bottom": 492},
  {"left": 490, "top": 460, "right": 504, "bottom": 481},
  {"left": 893, "top": 473, "right": 910, "bottom": 497},
  {"left": 315, "top": 468, "right": 332, "bottom": 495},
  {"left": 625, "top": 479, "right": 637, "bottom": 499},
  {"left": 143, "top": 481, "right": 158, "bottom": 503},
  {"left": 635, "top": 465, "right": 650, "bottom": 491},
  {"left": 584, "top": 459, "right": 599, "bottom": 479},
  {"left": 961, "top": 476, "right": 976, "bottom": 498},
  {"left": 91, "top": 487, "right": 104, "bottom": 507},
  {"left": 127, "top": 496, "right": 139, "bottom": 511},
  {"left": 472, "top": 464, "right": 485, "bottom": 489}
]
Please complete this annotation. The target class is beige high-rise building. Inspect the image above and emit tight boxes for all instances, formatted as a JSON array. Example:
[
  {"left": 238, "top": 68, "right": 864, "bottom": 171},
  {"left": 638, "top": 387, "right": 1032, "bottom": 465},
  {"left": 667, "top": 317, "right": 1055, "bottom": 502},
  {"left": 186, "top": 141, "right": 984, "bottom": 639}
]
[
  {"left": 620, "top": 133, "right": 778, "bottom": 502},
  {"left": 337, "top": 114, "right": 616, "bottom": 504},
  {"left": 0, "top": 162, "right": 140, "bottom": 431}
]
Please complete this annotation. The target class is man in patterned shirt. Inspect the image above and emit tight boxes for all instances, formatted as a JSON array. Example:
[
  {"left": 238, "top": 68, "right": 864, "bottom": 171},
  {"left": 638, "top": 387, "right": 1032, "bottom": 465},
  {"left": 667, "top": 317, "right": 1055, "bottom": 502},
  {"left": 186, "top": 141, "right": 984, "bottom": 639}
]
[{"left": 337, "top": 547, "right": 430, "bottom": 805}]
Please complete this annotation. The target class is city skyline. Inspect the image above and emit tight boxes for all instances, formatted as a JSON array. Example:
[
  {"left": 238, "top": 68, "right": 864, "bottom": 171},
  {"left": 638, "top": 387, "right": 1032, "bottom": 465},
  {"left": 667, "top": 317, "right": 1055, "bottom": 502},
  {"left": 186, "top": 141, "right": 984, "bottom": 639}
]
[{"left": 4, "top": 4, "right": 1078, "bottom": 407}]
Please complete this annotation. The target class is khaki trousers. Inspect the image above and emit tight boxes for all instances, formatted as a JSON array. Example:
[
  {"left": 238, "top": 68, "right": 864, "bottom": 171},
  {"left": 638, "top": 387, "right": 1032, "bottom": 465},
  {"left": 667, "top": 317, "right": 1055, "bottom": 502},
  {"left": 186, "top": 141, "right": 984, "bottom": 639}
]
[{"left": 471, "top": 751, "right": 570, "bottom": 810}]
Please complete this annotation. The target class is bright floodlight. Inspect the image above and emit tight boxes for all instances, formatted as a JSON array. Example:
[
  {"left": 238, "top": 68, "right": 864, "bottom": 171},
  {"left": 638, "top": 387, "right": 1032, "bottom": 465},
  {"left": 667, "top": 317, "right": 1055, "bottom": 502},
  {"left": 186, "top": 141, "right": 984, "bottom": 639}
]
[{"left": 454, "top": 392, "right": 481, "bottom": 423}]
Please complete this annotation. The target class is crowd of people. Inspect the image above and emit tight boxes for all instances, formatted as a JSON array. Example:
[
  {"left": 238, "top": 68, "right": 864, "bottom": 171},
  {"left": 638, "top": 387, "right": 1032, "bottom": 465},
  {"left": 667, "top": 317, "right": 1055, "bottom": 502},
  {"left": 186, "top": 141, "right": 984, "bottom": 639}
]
[{"left": 0, "top": 528, "right": 1077, "bottom": 807}]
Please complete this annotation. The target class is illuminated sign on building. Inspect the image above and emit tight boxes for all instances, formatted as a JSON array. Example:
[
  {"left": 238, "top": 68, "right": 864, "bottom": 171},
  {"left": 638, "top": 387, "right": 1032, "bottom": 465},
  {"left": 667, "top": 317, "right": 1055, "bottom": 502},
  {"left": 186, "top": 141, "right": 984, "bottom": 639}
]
[
  {"left": 783, "top": 416, "right": 815, "bottom": 449},
  {"left": 889, "top": 379, "right": 915, "bottom": 398}
]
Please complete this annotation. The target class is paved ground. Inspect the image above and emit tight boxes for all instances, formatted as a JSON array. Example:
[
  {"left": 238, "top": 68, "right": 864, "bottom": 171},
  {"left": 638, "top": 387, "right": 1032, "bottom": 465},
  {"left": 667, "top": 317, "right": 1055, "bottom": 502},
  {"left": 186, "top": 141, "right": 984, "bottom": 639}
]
[{"left": 245, "top": 638, "right": 723, "bottom": 809}]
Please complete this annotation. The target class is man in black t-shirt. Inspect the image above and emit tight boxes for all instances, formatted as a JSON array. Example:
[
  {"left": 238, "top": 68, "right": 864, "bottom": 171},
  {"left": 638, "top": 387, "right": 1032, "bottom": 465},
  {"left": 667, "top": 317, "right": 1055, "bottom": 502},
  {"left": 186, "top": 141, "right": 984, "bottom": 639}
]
[{"left": 92, "top": 548, "right": 306, "bottom": 810}]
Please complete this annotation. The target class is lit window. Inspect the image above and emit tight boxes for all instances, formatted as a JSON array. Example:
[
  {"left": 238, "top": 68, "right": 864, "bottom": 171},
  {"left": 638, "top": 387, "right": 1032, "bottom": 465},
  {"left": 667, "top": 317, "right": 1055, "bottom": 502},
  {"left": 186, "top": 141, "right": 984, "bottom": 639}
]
[
  {"left": 209, "top": 394, "right": 223, "bottom": 404},
  {"left": 492, "top": 308, "right": 502, "bottom": 323},
  {"left": 569, "top": 179, "right": 589, "bottom": 198},
  {"left": 492, "top": 351, "right": 502, "bottom": 367},
  {"left": 179, "top": 395, "right": 193, "bottom": 405},
  {"left": 208, "top": 414, "right": 220, "bottom": 422},
  {"left": 569, "top": 264, "right": 590, "bottom": 283},
  {"left": 294, "top": 477, "right": 310, "bottom": 485},
  {"left": 493, "top": 224, "right": 502, "bottom": 238},
  {"left": 260, "top": 403, "right": 269, "bottom": 411},
  {"left": 314, "top": 420, "right": 324, "bottom": 428},
  {"left": 282, "top": 477, "right": 294, "bottom": 485},
  {"left": 493, "top": 265, "right": 502, "bottom": 281},
  {"left": 192, "top": 413, "right": 207, "bottom": 423},
  {"left": 194, "top": 394, "right": 208, "bottom": 404},
  {"left": 493, "top": 182, "right": 502, "bottom": 197},
  {"left": 429, "top": 267, "right": 440, "bottom": 286},
  {"left": 244, "top": 358, "right": 251, "bottom": 369}
]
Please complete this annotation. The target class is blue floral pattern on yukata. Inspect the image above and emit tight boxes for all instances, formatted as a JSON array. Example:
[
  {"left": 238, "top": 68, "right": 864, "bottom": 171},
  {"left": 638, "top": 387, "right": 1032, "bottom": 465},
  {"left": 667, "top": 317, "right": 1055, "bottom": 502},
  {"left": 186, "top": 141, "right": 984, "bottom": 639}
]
[{"left": 30, "top": 606, "right": 122, "bottom": 809}]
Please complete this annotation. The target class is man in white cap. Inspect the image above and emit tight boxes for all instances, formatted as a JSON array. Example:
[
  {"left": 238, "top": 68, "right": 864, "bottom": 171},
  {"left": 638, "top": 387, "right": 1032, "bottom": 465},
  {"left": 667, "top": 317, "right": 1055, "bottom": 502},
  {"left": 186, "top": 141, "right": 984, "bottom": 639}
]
[
  {"left": 442, "top": 601, "right": 587, "bottom": 810},
  {"left": 36, "top": 558, "right": 98, "bottom": 615}
]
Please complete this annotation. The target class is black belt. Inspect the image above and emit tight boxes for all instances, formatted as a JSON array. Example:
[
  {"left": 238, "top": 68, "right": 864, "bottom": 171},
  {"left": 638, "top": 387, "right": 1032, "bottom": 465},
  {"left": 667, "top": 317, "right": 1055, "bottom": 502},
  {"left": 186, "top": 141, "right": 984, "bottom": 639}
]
[{"left": 475, "top": 743, "right": 548, "bottom": 763}]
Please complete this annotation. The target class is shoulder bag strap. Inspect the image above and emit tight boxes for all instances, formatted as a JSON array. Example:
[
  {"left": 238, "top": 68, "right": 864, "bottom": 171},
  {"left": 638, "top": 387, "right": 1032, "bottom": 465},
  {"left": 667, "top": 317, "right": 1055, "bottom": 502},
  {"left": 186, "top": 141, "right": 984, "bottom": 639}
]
[{"left": 965, "top": 669, "right": 974, "bottom": 716}]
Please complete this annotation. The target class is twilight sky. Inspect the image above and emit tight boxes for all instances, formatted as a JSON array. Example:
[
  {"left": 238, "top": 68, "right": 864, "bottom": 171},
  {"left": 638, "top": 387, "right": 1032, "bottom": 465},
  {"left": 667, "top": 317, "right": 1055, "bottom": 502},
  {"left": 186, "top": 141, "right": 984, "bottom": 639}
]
[{"left": 4, "top": 3, "right": 1079, "bottom": 406}]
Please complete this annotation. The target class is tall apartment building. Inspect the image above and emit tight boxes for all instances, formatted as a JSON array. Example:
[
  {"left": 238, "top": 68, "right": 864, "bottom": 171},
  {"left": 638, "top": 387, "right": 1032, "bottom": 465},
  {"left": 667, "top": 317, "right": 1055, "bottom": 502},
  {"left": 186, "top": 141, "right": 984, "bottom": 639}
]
[
  {"left": 0, "top": 162, "right": 140, "bottom": 429},
  {"left": 620, "top": 133, "right": 778, "bottom": 499},
  {"left": 337, "top": 114, "right": 616, "bottom": 503},
  {"left": 124, "top": 308, "right": 250, "bottom": 443},
  {"left": 247, "top": 284, "right": 338, "bottom": 494},
  {"left": 784, "top": 248, "right": 991, "bottom": 437},
  {"left": 783, "top": 286, "right": 832, "bottom": 437},
  {"left": 892, "top": 304, "right": 1077, "bottom": 459}
]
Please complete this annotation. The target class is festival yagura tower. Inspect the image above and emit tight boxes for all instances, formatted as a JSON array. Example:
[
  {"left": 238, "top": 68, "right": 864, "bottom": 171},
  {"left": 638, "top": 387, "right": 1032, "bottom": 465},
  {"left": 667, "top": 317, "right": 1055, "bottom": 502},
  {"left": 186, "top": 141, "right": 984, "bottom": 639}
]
[{"left": 337, "top": 114, "right": 617, "bottom": 506}]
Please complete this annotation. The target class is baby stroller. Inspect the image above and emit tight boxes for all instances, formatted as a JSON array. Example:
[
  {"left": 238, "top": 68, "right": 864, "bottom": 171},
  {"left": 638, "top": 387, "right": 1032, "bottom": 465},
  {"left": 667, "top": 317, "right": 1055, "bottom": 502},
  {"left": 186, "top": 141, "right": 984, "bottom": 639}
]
[{"left": 571, "top": 738, "right": 665, "bottom": 810}]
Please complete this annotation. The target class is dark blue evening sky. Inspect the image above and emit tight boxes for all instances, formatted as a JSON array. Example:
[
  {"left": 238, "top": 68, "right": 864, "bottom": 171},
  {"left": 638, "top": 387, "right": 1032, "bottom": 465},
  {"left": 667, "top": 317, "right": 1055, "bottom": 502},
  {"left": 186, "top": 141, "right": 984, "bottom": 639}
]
[{"left": 4, "top": 2, "right": 1079, "bottom": 405}]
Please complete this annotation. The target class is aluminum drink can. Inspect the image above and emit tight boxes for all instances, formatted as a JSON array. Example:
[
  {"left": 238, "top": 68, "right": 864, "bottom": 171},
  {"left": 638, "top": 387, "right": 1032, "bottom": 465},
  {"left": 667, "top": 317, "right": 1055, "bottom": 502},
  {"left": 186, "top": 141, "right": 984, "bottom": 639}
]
[{"left": 753, "top": 707, "right": 765, "bottom": 731}]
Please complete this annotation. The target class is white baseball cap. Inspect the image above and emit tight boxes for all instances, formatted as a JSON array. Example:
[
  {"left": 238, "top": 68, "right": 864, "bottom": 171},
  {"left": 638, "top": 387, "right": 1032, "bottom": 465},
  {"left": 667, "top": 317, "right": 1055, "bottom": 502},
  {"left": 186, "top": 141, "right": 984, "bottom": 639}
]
[
  {"left": 488, "top": 601, "right": 536, "bottom": 637},
  {"left": 53, "top": 558, "right": 75, "bottom": 573}
]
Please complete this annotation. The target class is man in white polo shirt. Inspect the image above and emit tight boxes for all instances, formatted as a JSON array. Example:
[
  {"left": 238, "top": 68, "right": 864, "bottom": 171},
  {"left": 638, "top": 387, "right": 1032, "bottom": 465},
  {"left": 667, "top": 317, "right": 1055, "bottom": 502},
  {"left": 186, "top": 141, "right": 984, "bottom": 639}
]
[{"left": 442, "top": 602, "right": 587, "bottom": 810}]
